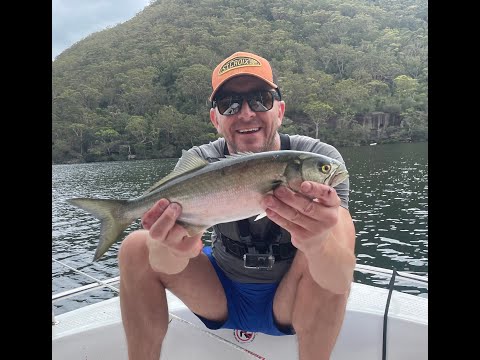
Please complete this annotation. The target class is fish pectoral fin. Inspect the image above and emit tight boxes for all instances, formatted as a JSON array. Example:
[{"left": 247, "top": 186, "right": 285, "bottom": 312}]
[
  {"left": 254, "top": 212, "right": 267, "bottom": 221},
  {"left": 177, "top": 221, "right": 208, "bottom": 237}
]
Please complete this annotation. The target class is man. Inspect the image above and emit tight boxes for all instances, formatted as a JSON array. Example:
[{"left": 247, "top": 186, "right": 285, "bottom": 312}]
[{"left": 118, "top": 51, "right": 356, "bottom": 360}]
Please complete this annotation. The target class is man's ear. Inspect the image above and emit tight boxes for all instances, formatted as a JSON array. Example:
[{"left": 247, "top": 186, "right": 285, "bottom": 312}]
[
  {"left": 210, "top": 108, "right": 219, "bottom": 129},
  {"left": 276, "top": 101, "right": 285, "bottom": 127}
]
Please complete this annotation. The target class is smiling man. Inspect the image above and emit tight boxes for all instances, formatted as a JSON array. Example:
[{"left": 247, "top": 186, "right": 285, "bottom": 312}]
[
  {"left": 208, "top": 52, "right": 283, "bottom": 154},
  {"left": 118, "top": 51, "right": 356, "bottom": 360}
]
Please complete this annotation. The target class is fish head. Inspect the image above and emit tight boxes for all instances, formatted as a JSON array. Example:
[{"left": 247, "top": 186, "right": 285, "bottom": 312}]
[{"left": 300, "top": 154, "right": 349, "bottom": 188}]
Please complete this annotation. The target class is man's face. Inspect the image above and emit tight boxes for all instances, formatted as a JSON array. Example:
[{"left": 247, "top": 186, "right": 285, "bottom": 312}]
[{"left": 210, "top": 76, "right": 285, "bottom": 154}]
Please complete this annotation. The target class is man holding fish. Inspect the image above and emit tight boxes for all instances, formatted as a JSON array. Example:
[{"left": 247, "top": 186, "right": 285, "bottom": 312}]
[{"left": 116, "top": 52, "right": 356, "bottom": 360}]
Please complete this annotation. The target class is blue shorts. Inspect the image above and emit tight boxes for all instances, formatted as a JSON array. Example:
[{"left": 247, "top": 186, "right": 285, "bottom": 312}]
[{"left": 193, "top": 246, "right": 294, "bottom": 336}]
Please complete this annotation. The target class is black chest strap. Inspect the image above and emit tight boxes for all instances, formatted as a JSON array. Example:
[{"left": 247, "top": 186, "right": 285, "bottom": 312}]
[
  {"left": 218, "top": 133, "right": 296, "bottom": 261},
  {"left": 280, "top": 132, "right": 291, "bottom": 150}
]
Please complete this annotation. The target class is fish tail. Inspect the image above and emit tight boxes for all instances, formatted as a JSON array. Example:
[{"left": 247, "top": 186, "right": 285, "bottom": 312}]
[{"left": 66, "top": 198, "right": 134, "bottom": 261}]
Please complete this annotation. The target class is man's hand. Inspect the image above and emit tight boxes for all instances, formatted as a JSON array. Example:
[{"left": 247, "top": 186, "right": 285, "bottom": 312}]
[
  {"left": 142, "top": 199, "right": 203, "bottom": 273},
  {"left": 262, "top": 181, "right": 356, "bottom": 293},
  {"left": 261, "top": 181, "right": 340, "bottom": 255}
]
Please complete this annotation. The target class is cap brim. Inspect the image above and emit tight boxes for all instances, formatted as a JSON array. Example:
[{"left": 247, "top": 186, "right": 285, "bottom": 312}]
[{"left": 209, "top": 73, "right": 278, "bottom": 101}]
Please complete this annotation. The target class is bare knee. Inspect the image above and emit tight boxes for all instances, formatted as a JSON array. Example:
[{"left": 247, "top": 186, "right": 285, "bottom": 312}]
[{"left": 118, "top": 230, "right": 150, "bottom": 273}]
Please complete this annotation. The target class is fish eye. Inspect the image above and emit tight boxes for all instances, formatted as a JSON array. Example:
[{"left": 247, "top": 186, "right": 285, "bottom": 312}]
[{"left": 320, "top": 164, "right": 331, "bottom": 173}]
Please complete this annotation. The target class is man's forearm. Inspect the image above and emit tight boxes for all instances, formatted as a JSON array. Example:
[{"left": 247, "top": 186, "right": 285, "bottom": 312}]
[{"left": 305, "top": 231, "right": 356, "bottom": 294}]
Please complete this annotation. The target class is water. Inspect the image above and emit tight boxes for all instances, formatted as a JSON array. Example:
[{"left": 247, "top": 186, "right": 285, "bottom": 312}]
[
  {"left": 52, "top": 142, "right": 428, "bottom": 315},
  {"left": 340, "top": 142, "right": 428, "bottom": 295}
]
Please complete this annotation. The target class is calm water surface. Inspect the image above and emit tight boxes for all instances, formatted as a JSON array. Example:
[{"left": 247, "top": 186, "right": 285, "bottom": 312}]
[{"left": 52, "top": 142, "right": 428, "bottom": 315}]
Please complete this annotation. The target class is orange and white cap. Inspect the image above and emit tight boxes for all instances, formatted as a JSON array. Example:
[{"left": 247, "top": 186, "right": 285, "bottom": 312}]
[{"left": 209, "top": 51, "right": 278, "bottom": 101}]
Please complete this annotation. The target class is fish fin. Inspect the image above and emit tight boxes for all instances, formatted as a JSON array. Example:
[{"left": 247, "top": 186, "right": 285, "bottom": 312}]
[
  {"left": 176, "top": 221, "right": 208, "bottom": 237},
  {"left": 66, "top": 198, "right": 135, "bottom": 262},
  {"left": 144, "top": 150, "right": 209, "bottom": 194},
  {"left": 271, "top": 179, "right": 284, "bottom": 189},
  {"left": 254, "top": 212, "right": 268, "bottom": 221}
]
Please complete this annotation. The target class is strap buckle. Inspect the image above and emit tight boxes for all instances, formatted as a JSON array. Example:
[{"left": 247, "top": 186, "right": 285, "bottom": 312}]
[{"left": 243, "top": 253, "right": 275, "bottom": 270}]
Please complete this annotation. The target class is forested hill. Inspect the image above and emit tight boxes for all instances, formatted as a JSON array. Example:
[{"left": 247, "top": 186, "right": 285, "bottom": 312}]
[{"left": 52, "top": 0, "right": 428, "bottom": 164}]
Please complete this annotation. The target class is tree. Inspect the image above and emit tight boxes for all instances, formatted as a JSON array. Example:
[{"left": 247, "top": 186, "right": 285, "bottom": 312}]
[
  {"left": 125, "top": 116, "right": 148, "bottom": 144},
  {"left": 95, "top": 128, "right": 120, "bottom": 155},
  {"left": 304, "top": 101, "right": 335, "bottom": 139},
  {"left": 174, "top": 64, "right": 212, "bottom": 110},
  {"left": 69, "top": 123, "right": 87, "bottom": 154}
]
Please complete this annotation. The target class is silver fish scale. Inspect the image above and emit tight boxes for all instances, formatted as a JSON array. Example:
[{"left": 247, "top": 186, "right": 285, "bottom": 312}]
[{"left": 154, "top": 159, "right": 290, "bottom": 231}]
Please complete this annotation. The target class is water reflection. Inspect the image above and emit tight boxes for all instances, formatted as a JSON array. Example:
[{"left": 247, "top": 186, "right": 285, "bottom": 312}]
[{"left": 341, "top": 142, "right": 428, "bottom": 296}]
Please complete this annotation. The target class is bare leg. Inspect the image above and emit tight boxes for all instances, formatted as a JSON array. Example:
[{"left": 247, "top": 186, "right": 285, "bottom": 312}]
[
  {"left": 118, "top": 230, "right": 227, "bottom": 360},
  {"left": 273, "top": 251, "right": 350, "bottom": 360}
]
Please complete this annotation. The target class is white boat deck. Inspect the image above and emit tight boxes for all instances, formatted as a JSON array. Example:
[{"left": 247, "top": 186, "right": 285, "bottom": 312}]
[{"left": 52, "top": 281, "right": 427, "bottom": 360}]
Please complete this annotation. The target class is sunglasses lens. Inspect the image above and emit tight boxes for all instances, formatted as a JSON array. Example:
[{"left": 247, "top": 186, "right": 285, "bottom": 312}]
[
  {"left": 215, "top": 91, "right": 279, "bottom": 115},
  {"left": 248, "top": 91, "right": 274, "bottom": 112},
  {"left": 217, "top": 96, "right": 243, "bottom": 115}
]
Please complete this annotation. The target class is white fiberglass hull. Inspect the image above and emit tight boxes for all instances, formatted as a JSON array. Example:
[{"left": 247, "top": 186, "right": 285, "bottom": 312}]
[{"left": 52, "top": 282, "right": 427, "bottom": 360}]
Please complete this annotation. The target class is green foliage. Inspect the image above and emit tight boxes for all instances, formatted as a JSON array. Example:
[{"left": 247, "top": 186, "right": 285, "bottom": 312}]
[
  {"left": 52, "top": 0, "right": 428, "bottom": 163},
  {"left": 304, "top": 101, "right": 335, "bottom": 139}
]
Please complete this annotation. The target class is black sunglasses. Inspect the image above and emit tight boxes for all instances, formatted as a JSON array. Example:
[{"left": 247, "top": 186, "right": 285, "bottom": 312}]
[{"left": 212, "top": 89, "right": 281, "bottom": 116}]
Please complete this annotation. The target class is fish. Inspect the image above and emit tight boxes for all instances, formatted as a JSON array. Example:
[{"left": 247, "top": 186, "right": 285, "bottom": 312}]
[{"left": 67, "top": 150, "right": 349, "bottom": 261}]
